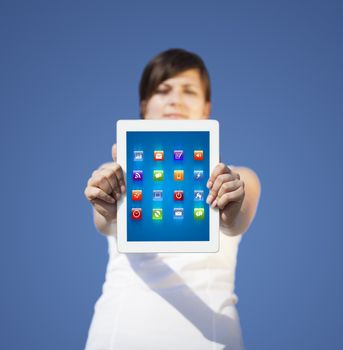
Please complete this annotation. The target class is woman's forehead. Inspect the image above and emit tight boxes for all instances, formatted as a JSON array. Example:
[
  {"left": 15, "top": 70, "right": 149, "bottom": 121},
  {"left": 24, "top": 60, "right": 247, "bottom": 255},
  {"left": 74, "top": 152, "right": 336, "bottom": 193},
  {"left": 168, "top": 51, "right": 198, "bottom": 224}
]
[{"left": 160, "top": 69, "right": 202, "bottom": 86}]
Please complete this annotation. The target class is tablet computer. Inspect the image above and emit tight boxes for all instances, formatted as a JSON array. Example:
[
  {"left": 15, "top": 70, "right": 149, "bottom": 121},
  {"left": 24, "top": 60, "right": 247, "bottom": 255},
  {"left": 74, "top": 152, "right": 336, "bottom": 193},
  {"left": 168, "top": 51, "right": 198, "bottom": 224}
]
[{"left": 116, "top": 119, "right": 219, "bottom": 253}]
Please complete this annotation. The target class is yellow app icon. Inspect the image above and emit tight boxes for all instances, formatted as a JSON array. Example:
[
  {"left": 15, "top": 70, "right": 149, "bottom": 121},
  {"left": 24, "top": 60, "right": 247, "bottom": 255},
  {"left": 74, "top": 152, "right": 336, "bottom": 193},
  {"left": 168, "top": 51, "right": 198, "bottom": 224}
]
[{"left": 174, "top": 170, "right": 184, "bottom": 181}]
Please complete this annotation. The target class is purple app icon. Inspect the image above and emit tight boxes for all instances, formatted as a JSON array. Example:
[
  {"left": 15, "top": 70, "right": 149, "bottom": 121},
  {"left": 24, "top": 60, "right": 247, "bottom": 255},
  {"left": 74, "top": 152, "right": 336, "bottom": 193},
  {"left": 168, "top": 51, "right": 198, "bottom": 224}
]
[
  {"left": 133, "top": 170, "right": 143, "bottom": 181},
  {"left": 174, "top": 150, "right": 184, "bottom": 160}
]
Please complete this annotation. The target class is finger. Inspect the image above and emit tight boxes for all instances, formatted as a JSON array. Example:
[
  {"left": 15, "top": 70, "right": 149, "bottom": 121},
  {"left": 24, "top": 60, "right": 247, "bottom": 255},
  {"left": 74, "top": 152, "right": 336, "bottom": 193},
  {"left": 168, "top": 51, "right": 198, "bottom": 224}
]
[
  {"left": 206, "top": 163, "right": 231, "bottom": 189},
  {"left": 230, "top": 169, "right": 240, "bottom": 181},
  {"left": 111, "top": 172, "right": 121, "bottom": 199},
  {"left": 93, "top": 163, "right": 125, "bottom": 195},
  {"left": 95, "top": 168, "right": 121, "bottom": 199},
  {"left": 88, "top": 173, "right": 113, "bottom": 195},
  {"left": 206, "top": 173, "right": 235, "bottom": 205},
  {"left": 216, "top": 187, "right": 245, "bottom": 210},
  {"left": 112, "top": 144, "right": 117, "bottom": 161},
  {"left": 84, "top": 186, "right": 116, "bottom": 204},
  {"left": 97, "top": 162, "right": 115, "bottom": 170},
  {"left": 217, "top": 179, "right": 244, "bottom": 198},
  {"left": 113, "top": 163, "right": 126, "bottom": 193}
]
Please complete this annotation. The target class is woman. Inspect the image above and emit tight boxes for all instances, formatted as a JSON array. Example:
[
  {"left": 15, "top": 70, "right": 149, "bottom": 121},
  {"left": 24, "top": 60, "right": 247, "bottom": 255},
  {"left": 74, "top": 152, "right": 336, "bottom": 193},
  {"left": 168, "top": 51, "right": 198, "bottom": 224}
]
[{"left": 84, "top": 48, "right": 261, "bottom": 350}]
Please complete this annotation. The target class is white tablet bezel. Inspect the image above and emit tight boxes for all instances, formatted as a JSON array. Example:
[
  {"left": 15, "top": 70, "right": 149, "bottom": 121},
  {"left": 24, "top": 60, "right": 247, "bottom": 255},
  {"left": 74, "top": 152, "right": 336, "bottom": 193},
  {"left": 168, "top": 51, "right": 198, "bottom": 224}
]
[{"left": 116, "top": 119, "right": 219, "bottom": 253}]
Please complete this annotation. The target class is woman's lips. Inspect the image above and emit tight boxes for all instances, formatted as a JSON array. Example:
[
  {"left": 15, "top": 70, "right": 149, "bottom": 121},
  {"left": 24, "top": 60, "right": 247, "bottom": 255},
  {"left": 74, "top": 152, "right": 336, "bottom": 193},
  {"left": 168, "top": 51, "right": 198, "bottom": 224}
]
[{"left": 163, "top": 113, "right": 187, "bottom": 119}]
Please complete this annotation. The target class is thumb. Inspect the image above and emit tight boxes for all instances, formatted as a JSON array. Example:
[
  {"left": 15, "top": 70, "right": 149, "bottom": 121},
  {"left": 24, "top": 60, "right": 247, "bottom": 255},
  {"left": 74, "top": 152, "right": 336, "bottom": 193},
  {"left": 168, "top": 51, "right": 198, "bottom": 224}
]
[{"left": 112, "top": 144, "right": 117, "bottom": 161}]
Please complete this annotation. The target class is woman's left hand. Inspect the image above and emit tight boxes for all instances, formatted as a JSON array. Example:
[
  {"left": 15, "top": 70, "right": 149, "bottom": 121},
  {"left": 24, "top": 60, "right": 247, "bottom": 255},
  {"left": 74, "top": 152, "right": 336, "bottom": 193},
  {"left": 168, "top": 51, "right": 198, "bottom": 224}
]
[{"left": 206, "top": 163, "right": 245, "bottom": 227}]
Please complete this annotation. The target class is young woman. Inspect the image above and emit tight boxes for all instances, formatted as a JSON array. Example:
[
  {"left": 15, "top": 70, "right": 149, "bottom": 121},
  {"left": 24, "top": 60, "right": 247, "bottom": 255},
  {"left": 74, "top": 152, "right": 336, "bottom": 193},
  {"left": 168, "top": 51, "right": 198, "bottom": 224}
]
[{"left": 84, "top": 48, "right": 261, "bottom": 350}]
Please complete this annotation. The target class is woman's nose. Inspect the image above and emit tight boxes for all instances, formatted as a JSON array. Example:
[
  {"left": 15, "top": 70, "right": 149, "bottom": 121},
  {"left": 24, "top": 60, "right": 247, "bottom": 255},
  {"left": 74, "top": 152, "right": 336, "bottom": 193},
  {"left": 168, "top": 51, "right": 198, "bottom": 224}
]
[{"left": 167, "top": 90, "right": 183, "bottom": 106}]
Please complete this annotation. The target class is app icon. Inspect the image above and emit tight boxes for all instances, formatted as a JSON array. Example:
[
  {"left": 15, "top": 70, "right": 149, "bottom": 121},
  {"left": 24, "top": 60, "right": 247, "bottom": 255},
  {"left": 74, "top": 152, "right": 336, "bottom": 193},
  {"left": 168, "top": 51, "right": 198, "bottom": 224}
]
[
  {"left": 133, "top": 151, "right": 143, "bottom": 161},
  {"left": 174, "top": 170, "right": 184, "bottom": 181},
  {"left": 194, "top": 150, "right": 204, "bottom": 161},
  {"left": 152, "top": 208, "right": 163, "bottom": 220},
  {"left": 174, "top": 208, "right": 184, "bottom": 219},
  {"left": 174, "top": 190, "right": 184, "bottom": 201},
  {"left": 132, "top": 190, "right": 142, "bottom": 201},
  {"left": 173, "top": 150, "right": 184, "bottom": 160},
  {"left": 193, "top": 170, "right": 204, "bottom": 180},
  {"left": 133, "top": 170, "right": 143, "bottom": 181},
  {"left": 194, "top": 208, "right": 204, "bottom": 220},
  {"left": 194, "top": 190, "right": 204, "bottom": 201},
  {"left": 131, "top": 208, "right": 142, "bottom": 220},
  {"left": 154, "top": 150, "right": 164, "bottom": 161},
  {"left": 153, "top": 190, "right": 163, "bottom": 200},
  {"left": 153, "top": 170, "right": 164, "bottom": 181}
]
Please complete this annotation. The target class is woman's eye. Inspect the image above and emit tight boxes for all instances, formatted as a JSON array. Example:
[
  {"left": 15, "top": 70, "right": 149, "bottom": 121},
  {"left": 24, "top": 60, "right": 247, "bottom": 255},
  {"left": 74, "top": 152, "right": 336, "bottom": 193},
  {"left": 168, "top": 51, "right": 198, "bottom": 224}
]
[
  {"left": 155, "top": 89, "right": 169, "bottom": 94},
  {"left": 185, "top": 90, "right": 197, "bottom": 95}
]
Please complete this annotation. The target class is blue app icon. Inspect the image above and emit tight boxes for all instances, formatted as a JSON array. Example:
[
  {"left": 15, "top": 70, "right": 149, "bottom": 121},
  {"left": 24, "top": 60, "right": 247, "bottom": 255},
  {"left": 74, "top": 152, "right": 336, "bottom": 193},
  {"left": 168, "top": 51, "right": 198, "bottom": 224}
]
[
  {"left": 153, "top": 190, "right": 163, "bottom": 200},
  {"left": 133, "top": 151, "right": 143, "bottom": 161},
  {"left": 173, "top": 208, "right": 184, "bottom": 219},
  {"left": 194, "top": 190, "right": 204, "bottom": 201},
  {"left": 193, "top": 170, "right": 204, "bottom": 180}
]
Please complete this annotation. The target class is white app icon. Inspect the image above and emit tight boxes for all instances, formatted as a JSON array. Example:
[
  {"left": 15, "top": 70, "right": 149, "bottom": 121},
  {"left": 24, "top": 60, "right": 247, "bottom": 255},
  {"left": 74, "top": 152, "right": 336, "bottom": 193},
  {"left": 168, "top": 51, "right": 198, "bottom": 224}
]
[{"left": 174, "top": 208, "right": 184, "bottom": 219}]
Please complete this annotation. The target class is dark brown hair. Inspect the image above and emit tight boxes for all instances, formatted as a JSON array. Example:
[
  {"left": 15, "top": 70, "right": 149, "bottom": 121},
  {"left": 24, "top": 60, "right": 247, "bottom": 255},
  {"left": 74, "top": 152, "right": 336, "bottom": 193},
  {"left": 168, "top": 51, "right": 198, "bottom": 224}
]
[{"left": 139, "top": 48, "right": 211, "bottom": 117}]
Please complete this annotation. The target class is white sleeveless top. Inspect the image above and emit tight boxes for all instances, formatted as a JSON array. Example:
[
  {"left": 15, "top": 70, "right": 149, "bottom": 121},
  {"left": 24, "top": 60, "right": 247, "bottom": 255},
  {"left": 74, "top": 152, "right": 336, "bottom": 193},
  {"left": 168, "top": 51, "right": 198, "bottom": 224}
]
[{"left": 85, "top": 227, "right": 244, "bottom": 350}]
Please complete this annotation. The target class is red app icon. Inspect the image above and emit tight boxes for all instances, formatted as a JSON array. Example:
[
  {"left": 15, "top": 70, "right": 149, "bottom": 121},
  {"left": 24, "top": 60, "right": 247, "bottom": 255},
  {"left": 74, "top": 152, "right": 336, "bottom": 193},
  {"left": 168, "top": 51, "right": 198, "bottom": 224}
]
[
  {"left": 132, "top": 190, "right": 142, "bottom": 201},
  {"left": 194, "top": 150, "right": 204, "bottom": 160},
  {"left": 131, "top": 208, "right": 142, "bottom": 220},
  {"left": 174, "top": 190, "right": 184, "bottom": 201},
  {"left": 154, "top": 150, "right": 164, "bottom": 161}
]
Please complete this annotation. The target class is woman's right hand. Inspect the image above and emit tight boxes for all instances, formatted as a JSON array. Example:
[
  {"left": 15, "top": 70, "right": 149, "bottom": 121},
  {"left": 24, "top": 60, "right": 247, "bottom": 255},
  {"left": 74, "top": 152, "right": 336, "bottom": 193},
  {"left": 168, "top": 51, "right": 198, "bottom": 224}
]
[{"left": 84, "top": 144, "right": 126, "bottom": 222}]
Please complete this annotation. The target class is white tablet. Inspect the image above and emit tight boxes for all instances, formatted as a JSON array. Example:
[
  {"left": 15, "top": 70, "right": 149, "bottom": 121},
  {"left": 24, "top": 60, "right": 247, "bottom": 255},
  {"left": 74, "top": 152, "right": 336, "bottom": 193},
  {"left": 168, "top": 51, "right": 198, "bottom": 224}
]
[{"left": 116, "top": 119, "right": 219, "bottom": 253}]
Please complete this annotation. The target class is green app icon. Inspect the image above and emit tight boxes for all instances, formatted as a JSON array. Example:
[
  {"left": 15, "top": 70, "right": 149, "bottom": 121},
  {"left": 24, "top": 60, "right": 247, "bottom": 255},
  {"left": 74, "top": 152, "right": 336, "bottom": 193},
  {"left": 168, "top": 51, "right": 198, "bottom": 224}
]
[
  {"left": 194, "top": 208, "right": 204, "bottom": 220},
  {"left": 152, "top": 208, "right": 163, "bottom": 220},
  {"left": 153, "top": 170, "right": 164, "bottom": 181}
]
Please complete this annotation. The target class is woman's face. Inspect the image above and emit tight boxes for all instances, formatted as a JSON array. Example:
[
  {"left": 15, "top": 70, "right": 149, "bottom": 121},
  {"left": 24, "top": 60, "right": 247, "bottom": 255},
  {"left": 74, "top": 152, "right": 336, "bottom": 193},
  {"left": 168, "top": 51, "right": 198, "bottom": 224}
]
[{"left": 142, "top": 69, "right": 211, "bottom": 120}]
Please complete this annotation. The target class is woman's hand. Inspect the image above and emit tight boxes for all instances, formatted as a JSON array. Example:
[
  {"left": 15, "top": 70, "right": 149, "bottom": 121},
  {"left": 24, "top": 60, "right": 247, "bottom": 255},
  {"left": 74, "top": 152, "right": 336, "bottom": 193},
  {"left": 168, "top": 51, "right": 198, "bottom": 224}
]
[
  {"left": 206, "top": 163, "right": 245, "bottom": 232},
  {"left": 84, "top": 145, "right": 126, "bottom": 222}
]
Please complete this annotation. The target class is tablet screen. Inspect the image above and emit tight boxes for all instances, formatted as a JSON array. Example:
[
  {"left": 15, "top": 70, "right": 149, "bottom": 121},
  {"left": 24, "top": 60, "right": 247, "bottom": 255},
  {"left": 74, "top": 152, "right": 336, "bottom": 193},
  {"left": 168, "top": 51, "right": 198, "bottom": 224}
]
[{"left": 126, "top": 131, "right": 209, "bottom": 242}]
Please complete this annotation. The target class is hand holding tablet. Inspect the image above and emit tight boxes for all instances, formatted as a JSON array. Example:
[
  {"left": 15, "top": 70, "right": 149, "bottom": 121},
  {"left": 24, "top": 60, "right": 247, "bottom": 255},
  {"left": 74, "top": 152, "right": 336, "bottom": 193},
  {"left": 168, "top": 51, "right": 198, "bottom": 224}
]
[{"left": 116, "top": 119, "right": 219, "bottom": 253}]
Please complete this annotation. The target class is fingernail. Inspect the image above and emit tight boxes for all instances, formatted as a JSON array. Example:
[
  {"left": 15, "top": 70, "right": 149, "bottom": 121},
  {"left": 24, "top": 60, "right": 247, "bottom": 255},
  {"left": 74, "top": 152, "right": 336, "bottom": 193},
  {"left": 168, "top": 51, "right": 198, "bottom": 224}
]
[
  {"left": 206, "top": 195, "right": 212, "bottom": 204},
  {"left": 207, "top": 181, "right": 212, "bottom": 189},
  {"left": 121, "top": 185, "right": 126, "bottom": 193},
  {"left": 211, "top": 200, "right": 217, "bottom": 208},
  {"left": 116, "top": 193, "right": 121, "bottom": 200}
]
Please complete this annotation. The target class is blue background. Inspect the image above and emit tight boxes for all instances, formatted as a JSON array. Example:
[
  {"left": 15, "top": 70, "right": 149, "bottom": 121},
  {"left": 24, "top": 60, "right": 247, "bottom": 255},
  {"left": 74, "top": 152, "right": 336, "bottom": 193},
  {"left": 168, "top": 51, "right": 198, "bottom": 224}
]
[
  {"left": 127, "top": 131, "right": 209, "bottom": 242},
  {"left": 1, "top": 0, "right": 342, "bottom": 349}
]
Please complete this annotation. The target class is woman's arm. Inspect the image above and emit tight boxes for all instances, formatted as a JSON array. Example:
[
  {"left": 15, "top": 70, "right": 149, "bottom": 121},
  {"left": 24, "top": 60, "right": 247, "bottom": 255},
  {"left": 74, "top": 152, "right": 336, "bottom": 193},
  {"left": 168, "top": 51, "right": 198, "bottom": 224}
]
[
  {"left": 93, "top": 207, "right": 117, "bottom": 236},
  {"left": 84, "top": 145, "right": 126, "bottom": 236},
  {"left": 207, "top": 164, "right": 261, "bottom": 236}
]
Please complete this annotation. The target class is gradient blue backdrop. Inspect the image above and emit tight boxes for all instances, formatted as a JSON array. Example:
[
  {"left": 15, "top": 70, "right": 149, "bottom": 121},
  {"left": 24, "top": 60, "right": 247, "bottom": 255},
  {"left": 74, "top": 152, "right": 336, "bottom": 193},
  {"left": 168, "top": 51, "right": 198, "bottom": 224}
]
[{"left": 1, "top": 0, "right": 342, "bottom": 349}]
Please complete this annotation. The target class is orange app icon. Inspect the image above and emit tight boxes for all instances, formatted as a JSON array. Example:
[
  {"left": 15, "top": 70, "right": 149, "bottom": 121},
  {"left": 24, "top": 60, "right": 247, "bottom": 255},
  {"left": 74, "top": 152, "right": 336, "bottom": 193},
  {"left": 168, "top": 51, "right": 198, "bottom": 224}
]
[
  {"left": 154, "top": 150, "right": 164, "bottom": 161},
  {"left": 132, "top": 190, "right": 142, "bottom": 201},
  {"left": 174, "top": 170, "right": 184, "bottom": 181},
  {"left": 194, "top": 150, "right": 204, "bottom": 160}
]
